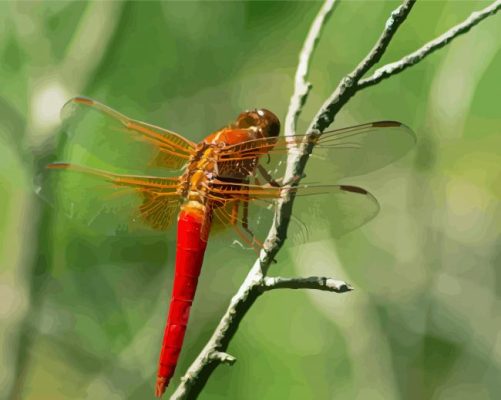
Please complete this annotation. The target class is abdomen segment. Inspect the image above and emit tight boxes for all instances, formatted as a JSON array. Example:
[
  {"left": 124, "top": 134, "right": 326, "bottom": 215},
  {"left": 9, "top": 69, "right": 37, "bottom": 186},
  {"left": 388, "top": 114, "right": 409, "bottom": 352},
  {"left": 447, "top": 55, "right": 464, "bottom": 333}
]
[{"left": 156, "top": 207, "right": 209, "bottom": 397}]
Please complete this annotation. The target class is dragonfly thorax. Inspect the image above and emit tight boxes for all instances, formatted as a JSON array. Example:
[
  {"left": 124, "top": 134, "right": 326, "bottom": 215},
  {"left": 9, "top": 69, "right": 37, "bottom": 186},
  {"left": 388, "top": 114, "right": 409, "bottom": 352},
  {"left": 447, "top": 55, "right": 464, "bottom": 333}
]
[{"left": 180, "top": 145, "right": 219, "bottom": 206}]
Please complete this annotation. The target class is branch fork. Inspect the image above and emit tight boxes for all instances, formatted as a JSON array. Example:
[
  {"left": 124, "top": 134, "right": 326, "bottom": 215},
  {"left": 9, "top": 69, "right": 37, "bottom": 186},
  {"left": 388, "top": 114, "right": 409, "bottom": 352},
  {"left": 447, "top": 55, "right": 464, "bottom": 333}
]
[{"left": 171, "top": 1, "right": 501, "bottom": 398}]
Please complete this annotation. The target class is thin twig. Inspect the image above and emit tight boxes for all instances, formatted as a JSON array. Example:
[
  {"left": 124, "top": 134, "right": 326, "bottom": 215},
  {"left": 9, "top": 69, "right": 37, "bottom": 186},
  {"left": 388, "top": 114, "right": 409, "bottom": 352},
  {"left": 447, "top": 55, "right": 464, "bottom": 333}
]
[
  {"left": 358, "top": 0, "right": 501, "bottom": 90},
  {"left": 284, "top": 0, "right": 338, "bottom": 137},
  {"left": 171, "top": 2, "right": 410, "bottom": 397},
  {"left": 308, "top": 0, "right": 416, "bottom": 134},
  {"left": 263, "top": 276, "right": 353, "bottom": 293},
  {"left": 170, "top": 1, "right": 501, "bottom": 398}
]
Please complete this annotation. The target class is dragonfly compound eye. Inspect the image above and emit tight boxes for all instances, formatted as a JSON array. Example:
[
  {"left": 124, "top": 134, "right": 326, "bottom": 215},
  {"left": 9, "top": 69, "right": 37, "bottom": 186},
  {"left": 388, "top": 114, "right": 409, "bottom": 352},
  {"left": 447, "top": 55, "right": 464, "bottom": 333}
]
[
  {"left": 256, "top": 108, "right": 280, "bottom": 138},
  {"left": 235, "top": 109, "right": 280, "bottom": 137}
]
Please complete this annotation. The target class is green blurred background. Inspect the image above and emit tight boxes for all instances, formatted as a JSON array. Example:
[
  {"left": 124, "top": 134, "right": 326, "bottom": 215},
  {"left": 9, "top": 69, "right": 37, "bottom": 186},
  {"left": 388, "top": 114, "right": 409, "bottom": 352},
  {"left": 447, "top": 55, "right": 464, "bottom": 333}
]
[{"left": 1, "top": 1, "right": 500, "bottom": 399}]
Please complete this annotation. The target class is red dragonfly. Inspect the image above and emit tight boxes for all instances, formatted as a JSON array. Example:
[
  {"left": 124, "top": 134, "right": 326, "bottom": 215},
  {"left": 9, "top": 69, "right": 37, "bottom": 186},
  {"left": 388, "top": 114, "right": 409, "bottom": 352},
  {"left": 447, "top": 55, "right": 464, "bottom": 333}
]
[{"left": 41, "top": 97, "right": 415, "bottom": 396}]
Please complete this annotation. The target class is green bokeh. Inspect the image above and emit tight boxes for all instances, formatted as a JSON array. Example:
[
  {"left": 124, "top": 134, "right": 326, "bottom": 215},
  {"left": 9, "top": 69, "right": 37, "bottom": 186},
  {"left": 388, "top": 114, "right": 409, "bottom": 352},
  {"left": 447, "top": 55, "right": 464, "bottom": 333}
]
[{"left": 1, "top": 1, "right": 500, "bottom": 400}]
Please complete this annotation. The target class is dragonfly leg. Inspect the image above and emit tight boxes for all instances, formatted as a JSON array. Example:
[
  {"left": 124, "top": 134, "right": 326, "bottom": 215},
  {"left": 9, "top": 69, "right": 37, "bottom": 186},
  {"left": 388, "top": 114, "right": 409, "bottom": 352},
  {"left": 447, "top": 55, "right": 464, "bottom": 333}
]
[
  {"left": 257, "top": 165, "right": 281, "bottom": 187},
  {"left": 241, "top": 202, "right": 277, "bottom": 263},
  {"left": 253, "top": 176, "right": 262, "bottom": 186},
  {"left": 281, "top": 174, "right": 303, "bottom": 186},
  {"left": 241, "top": 198, "right": 250, "bottom": 230},
  {"left": 257, "top": 165, "right": 304, "bottom": 188},
  {"left": 240, "top": 196, "right": 259, "bottom": 244},
  {"left": 230, "top": 200, "right": 240, "bottom": 225},
  {"left": 240, "top": 195, "right": 274, "bottom": 260}
]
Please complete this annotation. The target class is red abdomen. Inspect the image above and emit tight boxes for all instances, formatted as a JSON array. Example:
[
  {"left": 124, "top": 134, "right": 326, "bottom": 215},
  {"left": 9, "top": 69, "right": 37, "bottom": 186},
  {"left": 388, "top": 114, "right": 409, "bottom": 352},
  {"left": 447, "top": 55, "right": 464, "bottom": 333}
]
[{"left": 155, "top": 208, "right": 210, "bottom": 397}]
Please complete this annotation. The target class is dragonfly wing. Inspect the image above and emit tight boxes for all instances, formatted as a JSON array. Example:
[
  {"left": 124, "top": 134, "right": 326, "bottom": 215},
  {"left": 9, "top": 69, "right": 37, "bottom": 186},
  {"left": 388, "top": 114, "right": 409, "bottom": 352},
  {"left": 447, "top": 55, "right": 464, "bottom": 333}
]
[
  {"left": 307, "top": 121, "right": 416, "bottom": 180},
  {"left": 58, "top": 97, "right": 195, "bottom": 174},
  {"left": 38, "top": 163, "right": 180, "bottom": 235},
  {"left": 289, "top": 184, "right": 380, "bottom": 241},
  {"left": 211, "top": 198, "right": 280, "bottom": 254},
  {"left": 208, "top": 182, "right": 379, "bottom": 250},
  {"left": 215, "top": 121, "right": 415, "bottom": 181},
  {"left": 39, "top": 97, "right": 192, "bottom": 234}
]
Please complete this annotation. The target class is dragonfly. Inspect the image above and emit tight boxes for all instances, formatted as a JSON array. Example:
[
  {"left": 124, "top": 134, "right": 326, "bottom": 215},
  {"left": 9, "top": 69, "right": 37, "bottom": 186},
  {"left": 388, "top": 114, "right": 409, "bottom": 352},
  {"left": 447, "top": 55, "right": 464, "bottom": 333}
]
[{"left": 40, "top": 97, "right": 415, "bottom": 396}]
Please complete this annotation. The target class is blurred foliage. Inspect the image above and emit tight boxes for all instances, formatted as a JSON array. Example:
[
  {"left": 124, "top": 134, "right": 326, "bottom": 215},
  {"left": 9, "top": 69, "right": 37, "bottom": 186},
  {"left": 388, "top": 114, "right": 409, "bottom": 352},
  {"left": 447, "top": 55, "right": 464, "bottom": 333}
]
[{"left": 1, "top": 1, "right": 500, "bottom": 400}]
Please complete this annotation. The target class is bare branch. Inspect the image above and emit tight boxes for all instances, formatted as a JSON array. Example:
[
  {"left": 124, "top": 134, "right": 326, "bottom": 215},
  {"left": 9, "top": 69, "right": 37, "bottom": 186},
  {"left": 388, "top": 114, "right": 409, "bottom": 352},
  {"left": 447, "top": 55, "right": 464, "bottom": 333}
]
[
  {"left": 171, "top": 3, "right": 415, "bottom": 398},
  {"left": 308, "top": 0, "right": 416, "bottom": 134},
  {"left": 171, "top": 1, "right": 501, "bottom": 398},
  {"left": 284, "top": 0, "right": 338, "bottom": 137},
  {"left": 263, "top": 276, "right": 353, "bottom": 293},
  {"left": 358, "top": 0, "right": 501, "bottom": 90}
]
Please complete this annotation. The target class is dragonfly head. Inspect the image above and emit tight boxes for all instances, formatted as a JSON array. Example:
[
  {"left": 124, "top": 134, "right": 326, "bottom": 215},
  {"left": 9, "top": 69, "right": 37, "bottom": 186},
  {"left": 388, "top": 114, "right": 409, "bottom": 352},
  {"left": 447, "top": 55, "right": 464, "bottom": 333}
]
[{"left": 235, "top": 109, "right": 280, "bottom": 138}]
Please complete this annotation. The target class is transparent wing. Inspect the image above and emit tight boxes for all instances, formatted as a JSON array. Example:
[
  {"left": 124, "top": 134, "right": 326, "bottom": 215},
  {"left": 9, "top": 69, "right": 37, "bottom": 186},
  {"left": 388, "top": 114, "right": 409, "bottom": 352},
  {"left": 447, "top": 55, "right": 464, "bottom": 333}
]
[
  {"left": 215, "top": 121, "right": 416, "bottom": 181},
  {"left": 57, "top": 97, "right": 195, "bottom": 173},
  {"left": 38, "top": 97, "right": 193, "bottom": 234},
  {"left": 208, "top": 181, "right": 380, "bottom": 252},
  {"left": 38, "top": 163, "right": 181, "bottom": 235}
]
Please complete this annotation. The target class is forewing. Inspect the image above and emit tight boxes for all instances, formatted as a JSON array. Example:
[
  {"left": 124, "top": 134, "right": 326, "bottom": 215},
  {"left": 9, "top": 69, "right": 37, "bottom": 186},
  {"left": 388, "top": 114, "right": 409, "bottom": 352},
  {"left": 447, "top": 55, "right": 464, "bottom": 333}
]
[
  {"left": 58, "top": 97, "right": 194, "bottom": 174},
  {"left": 307, "top": 121, "right": 416, "bottom": 180},
  {"left": 216, "top": 121, "right": 415, "bottom": 182}
]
